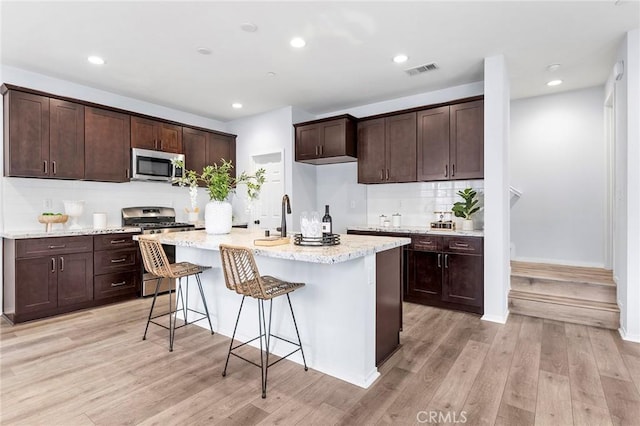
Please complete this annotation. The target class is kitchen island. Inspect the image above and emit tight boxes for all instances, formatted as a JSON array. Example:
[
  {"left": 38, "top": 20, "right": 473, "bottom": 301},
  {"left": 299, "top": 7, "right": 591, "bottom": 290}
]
[{"left": 136, "top": 229, "right": 410, "bottom": 388}]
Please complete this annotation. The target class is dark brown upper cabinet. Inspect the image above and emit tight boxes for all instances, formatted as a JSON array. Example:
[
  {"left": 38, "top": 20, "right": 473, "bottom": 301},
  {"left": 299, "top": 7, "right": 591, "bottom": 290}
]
[
  {"left": 84, "top": 107, "right": 131, "bottom": 182},
  {"left": 3, "top": 90, "right": 85, "bottom": 179},
  {"left": 183, "top": 126, "right": 236, "bottom": 185},
  {"left": 417, "top": 100, "right": 484, "bottom": 181},
  {"left": 131, "top": 116, "right": 183, "bottom": 154},
  {"left": 294, "top": 115, "right": 357, "bottom": 165},
  {"left": 357, "top": 112, "right": 417, "bottom": 184}
]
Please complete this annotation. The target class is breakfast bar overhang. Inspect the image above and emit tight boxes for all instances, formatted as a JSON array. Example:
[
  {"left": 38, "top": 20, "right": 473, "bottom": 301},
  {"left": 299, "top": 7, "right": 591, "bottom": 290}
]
[{"left": 136, "top": 229, "right": 410, "bottom": 388}]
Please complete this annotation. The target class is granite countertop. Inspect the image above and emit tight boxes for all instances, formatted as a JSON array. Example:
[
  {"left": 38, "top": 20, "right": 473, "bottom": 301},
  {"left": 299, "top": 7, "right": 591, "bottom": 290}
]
[
  {"left": 1, "top": 226, "right": 142, "bottom": 239},
  {"left": 347, "top": 225, "right": 484, "bottom": 238},
  {"left": 135, "top": 228, "right": 411, "bottom": 264}
]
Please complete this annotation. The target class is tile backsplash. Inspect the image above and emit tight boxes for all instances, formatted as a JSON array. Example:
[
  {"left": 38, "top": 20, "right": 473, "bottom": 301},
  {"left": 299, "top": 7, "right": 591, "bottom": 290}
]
[{"left": 366, "top": 180, "right": 484, "bottom": 229}]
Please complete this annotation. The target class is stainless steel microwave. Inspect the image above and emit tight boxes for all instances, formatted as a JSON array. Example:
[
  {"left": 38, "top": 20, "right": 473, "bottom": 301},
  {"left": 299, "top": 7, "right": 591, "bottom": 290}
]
[{"left": 131, "top": 148, "right": 184, "bottom": 182}]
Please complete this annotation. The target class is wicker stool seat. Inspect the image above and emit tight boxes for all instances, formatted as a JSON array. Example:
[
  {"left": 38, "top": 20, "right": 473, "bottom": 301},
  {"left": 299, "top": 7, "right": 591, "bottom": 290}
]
[
  {"left": 138, "top": 238, "right": 214, "bottom": 352},
  {"left": 219, "top": 244, "right": 307, "bottom": 398}
]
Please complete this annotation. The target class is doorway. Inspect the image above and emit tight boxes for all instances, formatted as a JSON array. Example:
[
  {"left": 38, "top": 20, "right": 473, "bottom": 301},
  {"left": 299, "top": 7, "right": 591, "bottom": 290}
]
[{"left": 250, "top": 151, "right": 284, "bottom": 230}]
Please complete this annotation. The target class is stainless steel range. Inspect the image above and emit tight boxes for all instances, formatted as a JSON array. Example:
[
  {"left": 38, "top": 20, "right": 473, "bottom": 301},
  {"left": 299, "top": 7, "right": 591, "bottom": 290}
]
[{"left": 122, "top": 206, "right": 200, "bottom": 296}]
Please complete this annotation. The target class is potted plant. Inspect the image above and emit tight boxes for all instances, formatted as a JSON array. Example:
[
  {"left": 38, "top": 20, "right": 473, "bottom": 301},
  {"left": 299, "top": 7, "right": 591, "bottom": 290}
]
[
  {"left": 451, "top": 188, "right": 480, "bottom": 231},
  {"left": 173, "top": 159, "right": 265, "bottom": 234},
  {"left": 174, "top": 167, "right": 200, "bottom": 222}
]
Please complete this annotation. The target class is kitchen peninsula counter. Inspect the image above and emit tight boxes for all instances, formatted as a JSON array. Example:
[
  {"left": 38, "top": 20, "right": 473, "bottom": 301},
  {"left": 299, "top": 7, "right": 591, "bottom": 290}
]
[{"left": 136, "top": 229, "right": 410, "bottom": 388}]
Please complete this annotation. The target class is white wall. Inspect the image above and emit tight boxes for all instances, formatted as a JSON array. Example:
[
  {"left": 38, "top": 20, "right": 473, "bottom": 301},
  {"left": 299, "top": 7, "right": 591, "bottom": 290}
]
[
  {"left": 0, "top": 66, "right": 229, "bottom": 231},
  {"left": 613, "top": 29, "right": 640, "bottom": 342},
  {"left": 483, "top": 54, "right": 511, "bottom": 324},
  {"left": 510, "top": 86, "right": 606, "bottom": 268},
  {"left": 315, "top": 162, "right": 366, "bottom": 234}
]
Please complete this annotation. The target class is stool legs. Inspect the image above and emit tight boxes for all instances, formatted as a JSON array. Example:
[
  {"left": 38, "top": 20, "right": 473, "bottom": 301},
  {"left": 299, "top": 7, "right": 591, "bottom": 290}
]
[
  {"left": 287, "top": 293, "right": 308, "bottom": 371},
  {"left": 142, "top": 276, "right": 163, "bottom": 341},
  {"left": 223, "top": 296, "right": 246, "bottom": 377},
  {"left": 195, "top": 274, "right": 214, "bottom": 335}
]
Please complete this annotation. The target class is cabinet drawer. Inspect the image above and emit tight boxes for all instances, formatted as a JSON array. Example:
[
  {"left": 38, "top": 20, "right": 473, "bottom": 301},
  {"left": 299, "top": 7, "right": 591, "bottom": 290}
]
[
  {"left": 94, "top": 271, "right": 139, "bottom": 300},
  {"left": 94, "top": 248, "right": 139, "bottom": 275},
  {"left": 411, "top": 235, "right": 442, "bottom": 252},
  {"left": 94, "top": 233, "right": 138, "bottom": 251},
  {"left": 16, "top": 236, "right": 93, "bottom": 258},
  {"left": 443, "top": 236, "right": 483, "bottom": 255}
]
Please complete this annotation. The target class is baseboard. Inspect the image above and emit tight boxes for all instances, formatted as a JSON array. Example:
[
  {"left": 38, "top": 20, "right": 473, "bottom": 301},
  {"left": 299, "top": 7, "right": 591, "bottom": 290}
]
[
  {"left": 511, "top": 256, "right": 607, "bottom": 270},
  {"left": 619, "top": 326, "right": 640, "bottom": 343},
  {"left": 482, "top": 310, "right": 509, "bottom": 324}
]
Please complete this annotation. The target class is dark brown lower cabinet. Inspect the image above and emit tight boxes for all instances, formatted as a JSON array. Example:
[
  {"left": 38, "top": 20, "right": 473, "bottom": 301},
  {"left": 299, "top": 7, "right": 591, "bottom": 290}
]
[
  {"left": 406, "top": 250, "right": 441, "bottom": 303},
  {"left": 3, "top": 233, "right": 140, "bottom": 324},
  {"left": 376, "top": 247, "right": 402, "bottom": 366}
]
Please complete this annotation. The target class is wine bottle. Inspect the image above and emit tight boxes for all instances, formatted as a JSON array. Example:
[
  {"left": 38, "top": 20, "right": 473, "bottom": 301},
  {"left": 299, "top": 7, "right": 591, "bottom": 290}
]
[{"left": 322, "top": 204, "right": 332, "bottom": 236}]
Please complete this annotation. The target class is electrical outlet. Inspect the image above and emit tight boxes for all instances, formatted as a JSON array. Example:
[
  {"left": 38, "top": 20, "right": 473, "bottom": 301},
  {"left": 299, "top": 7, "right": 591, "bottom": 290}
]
[{"left": 43, "top": 199, "right": 53, "bottom": 210}]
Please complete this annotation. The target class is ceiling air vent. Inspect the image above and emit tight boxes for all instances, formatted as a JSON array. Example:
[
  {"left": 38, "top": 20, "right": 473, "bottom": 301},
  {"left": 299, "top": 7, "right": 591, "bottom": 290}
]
[{"left": 404, "top": 62, "right": 439, "bottom": 76}]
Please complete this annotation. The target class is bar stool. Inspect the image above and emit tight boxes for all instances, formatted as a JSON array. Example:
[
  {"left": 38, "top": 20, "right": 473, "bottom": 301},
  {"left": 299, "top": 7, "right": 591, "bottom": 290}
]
[
  {"left": 138, "top": 238, "right": 214, "bottom": 351},
  {"left": 219, "top": 244, "right": 307, "bottom": 398}
]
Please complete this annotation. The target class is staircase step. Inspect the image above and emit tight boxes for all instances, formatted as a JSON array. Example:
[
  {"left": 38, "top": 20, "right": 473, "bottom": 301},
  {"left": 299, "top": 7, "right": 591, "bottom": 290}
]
[
  {"left": 509, "top": 290, "right": 620, "bottom": 329},
  {"left": 511, "top": 261, "right": 615, "bottom": 286},
  {"left": 511, "top": 275, "right": 617, "bottom": 304}
]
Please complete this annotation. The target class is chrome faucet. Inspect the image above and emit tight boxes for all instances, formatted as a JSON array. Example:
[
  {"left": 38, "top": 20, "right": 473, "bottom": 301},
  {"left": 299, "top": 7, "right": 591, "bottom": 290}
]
[{"left": 280, "top": 194, "right": 291, "bottom": 237}]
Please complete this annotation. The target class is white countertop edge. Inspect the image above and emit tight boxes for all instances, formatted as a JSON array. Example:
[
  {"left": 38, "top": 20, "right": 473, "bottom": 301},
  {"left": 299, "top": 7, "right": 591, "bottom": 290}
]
[
  {"left": 1, "top": 226, "right": 142, "bottom": 239},
  {"left": 347, "top": 225, "right": 484, "bottom": 237}
]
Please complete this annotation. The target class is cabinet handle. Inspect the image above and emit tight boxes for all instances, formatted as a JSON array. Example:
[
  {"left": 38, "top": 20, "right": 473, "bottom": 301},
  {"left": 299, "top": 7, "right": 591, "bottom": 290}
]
[
  {"left": 380, "top": 169, "right": 384, "bottom": 180},
  {"left": 444, "top": 254, "right": 449, "bottom": 268},
  {"left": 315, "top": 146, "right": 319, "bottom": 156},
  {"left": 454, "top": 242, "right": 469, "bottom": 248},
  {"left": 59, "top": 257, "right": 64, "bottom": 271},
  {"left": 452, "top": 164, "right": 455, "bottom": 177},
  {"left": 48, "top": 244, "right": 66, "bottom": 249},
  {"left": 110, "top": 239, "right": 126, "bottom": 244},
  {"left": 111, "top": 258, "right": 127, "bottom": 264},
  {"left": 126, "top": 169, "right": 130, "bottom": 179},
  {"left": 158, "top": 139, "right": 162, "bottom": 150},
  {"left": 51, "top": 257, "right": 56, "bottom": 273},
  {"left": 52, "top": 161, "right": 57, "bottom": 175},
  {"left": 437, "top": 253, "right": 442, "bottom": 268},
  {"left": 111, "top": 281, "right": 127, "bottom": 287},
  {"left": 44, "top": 160, "right": 48, "bottom": 174},
  {"left": 444, "top": 164, "right": 448, "bottom": 177},
  {"left": 319, "top": 145, "right": 323, "bottom": 156}
]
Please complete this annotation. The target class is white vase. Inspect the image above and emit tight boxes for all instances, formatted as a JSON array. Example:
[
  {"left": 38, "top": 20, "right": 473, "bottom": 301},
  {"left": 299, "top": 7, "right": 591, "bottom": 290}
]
[
  {"left": 205, "top": 201, "right": 232, "bottom": 234},
  {"left": 462, "top": 219, "right": 474, "bottom": 231}
]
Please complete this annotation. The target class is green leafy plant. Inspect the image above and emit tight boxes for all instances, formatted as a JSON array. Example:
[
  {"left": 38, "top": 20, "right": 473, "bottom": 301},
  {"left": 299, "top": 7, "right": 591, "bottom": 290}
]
[
  {"left": 451, "top": 188, "right": 480, "bottom": 220},
  {"left": 172, "top": 158, "right": 265, "bottom": 202}
]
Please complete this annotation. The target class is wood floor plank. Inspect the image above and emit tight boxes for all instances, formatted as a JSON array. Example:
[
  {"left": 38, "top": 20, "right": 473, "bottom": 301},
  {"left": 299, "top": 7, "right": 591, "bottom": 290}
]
[
  {"left": 600, "top": 375, "right": 640, "bottom": 425},
  {"left": 539, "top": 319, "right": 569, "bottom": 375},
  {"left": 565, "top": 323, "right": 609, "bottom": 409},
  {"left": 219, "top": 402, "right": 270, "bottom": 426},
  {"left": 502, "top": 316, "right": 543, "bottom": 413},
  {"left": 462, "top": 315, "right": 523, "bottom": 426},
  {"left": 622, "top": 354, "right": 640, "bottom": 396},
  {"left": 589, "top": 327, "right": 633, "bottom": 381},
  {"left": 495, "top": 401, "right": 535, "bottom": 426},
  {"left": 571, "top": 400, "right": 613, "bottom": 426},
  {"left": 535, "top": 371, "right": 573, "bottom": 426}
]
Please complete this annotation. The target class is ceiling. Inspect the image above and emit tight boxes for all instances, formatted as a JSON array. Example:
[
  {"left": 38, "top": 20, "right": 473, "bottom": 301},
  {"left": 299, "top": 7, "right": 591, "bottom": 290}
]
[{"left": 1, "top": 1, "right": 638, "bottom": 122}]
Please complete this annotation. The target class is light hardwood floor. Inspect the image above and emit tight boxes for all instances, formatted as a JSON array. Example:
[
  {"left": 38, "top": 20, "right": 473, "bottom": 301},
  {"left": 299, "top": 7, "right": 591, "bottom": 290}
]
[{"left": 1, "top": 296, "right": 639, "bottom": 425}]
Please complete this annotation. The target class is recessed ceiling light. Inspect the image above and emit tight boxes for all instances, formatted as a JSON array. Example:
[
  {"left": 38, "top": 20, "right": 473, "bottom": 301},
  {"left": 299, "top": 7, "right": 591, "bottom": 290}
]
[
  {"left": 290, "top": 37, "right": 306, "bottom": 48},
  {"left": 547, "top": 79, "right": 563, "bottom": 86},
  {"left": 240, "top": 22, "right": 258, "bottom": 32},
  {"left": 196, "top": 47, "right": 212, "bottom": 55},
  {"left": 232, "top": 103, "right": 243, "bottom": 109},
  {"left": 267, "top": 72, "right": 277, "bottom": 77},
  {"left": 393, "top": 54, "right": 409, "bottom": 64},
  {"left": 546, "top": 63, "right": 561, "bottom": 72},
  {"left": 87, "top": 55, "right": 105, "bottom": 65}
]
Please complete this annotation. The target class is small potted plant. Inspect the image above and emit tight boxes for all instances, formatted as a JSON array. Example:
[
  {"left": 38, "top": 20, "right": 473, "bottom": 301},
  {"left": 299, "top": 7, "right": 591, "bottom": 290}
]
[
  {"left": 173, "top": 167, "right": 200, "bottom": 222},
  {"left": 451, "top": 188, "right": 481, "bottom": 231},
  {"left": 173, "top": 159, "right": 265, "bottom": 234}
]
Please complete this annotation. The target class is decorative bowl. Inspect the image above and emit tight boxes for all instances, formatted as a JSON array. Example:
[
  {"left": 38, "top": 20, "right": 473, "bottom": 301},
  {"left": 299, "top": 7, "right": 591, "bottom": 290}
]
[{"left": 38, "top": 214, "right": 69, "bottom": 232}]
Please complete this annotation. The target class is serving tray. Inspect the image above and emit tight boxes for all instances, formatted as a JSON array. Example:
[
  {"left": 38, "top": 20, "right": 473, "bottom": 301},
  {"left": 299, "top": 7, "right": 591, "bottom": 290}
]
[{"left": 293, "top": 233, "right": 340, "bottom": 247}]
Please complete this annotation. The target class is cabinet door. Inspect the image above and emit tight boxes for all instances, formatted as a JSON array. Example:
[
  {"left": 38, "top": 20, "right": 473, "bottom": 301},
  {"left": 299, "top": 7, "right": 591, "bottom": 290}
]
[
  {"left": 295, "top": 123, "right": 320, "bottom": 161},
  {"left": 321, "top": 119, "right": 350, "bottom": 158},
  {"left": 85, "top": 107, "right": 131, "bottom": 182},
  {"left": 357, "top": 118, "right": 386, "bottom": 183},
  {"left": 208, "top": 133, "right": 236, "bottom": 178},
  {"left": 50, "top": 99, "right": 84, "bottom": 179},
  {"left": 183, "top": 126, "right": 207, "bottom": 175},
  {"left": 157, "top": 122, "right": 183, "bottom": 154},
  {"left": 385, "top": 113, "right": 416, "bottom": 183},
  {"left": 15, "top": 256, "right": 58, "bottom": 314},
  {"left": 57, "top": 252, "right": 94, "bottom": 307},
  {"left": 130, "top": 116, "right": 157, "bottom": 150},
  {"left": 417, "top": 106, "right": 450, "bottom": 181},
  {"left": 376, "top": 247, "right": 402, "bottom": 366},
  {"left": 5, "top": 91, "right": 50, "bottom": 177},
  {"left": 442, "top": 253, "right": 483, "bottom": 308},
  {"left": 450, "top": 100, "right": 484, "bottom": 180},
  {"left": 406, "top": 250, "right": 442, "bottom": 302}
]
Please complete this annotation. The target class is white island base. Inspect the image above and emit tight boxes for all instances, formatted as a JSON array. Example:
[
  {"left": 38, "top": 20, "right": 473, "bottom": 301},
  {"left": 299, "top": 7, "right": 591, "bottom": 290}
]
[{"left": 138, "top": 230, "right": 410, "bottom": 389}]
